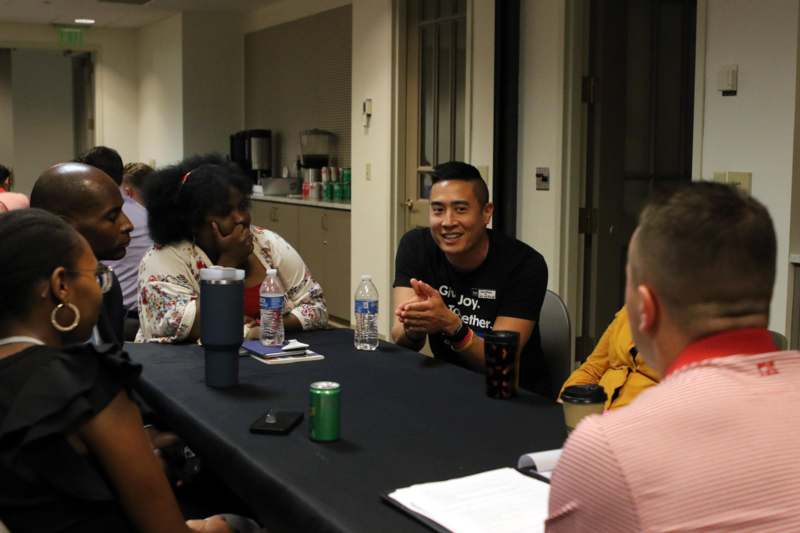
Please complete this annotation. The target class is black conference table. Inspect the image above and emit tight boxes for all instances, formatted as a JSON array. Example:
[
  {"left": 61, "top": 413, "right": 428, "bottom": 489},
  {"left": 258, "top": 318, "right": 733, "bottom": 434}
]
[{"left": 126, "top": 329, "right": 566, "bottom": 533}]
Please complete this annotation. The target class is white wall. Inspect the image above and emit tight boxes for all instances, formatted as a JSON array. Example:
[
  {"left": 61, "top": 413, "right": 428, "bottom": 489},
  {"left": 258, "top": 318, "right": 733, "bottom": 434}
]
[
  {"left": 138, "top": 14, "right": 183, "bottom": 166},
  {"left": 11, "top": 49, "right": 74, "bottom": 194},
  {"left": 182, "top": 11, "right": 244, "bottom": 156},
  {"left": 92, "top": 27, "right": 139, "bottom": 164},
  {"left": 350, "top": 0, "right": 394, "bottom": 334},
  {"left": 517, "top": 0, "right": 566, "bottom": 292},
  {"left": 0, "top": 49, "right": 12, "bottom": 171},
  {"left": 700, "top": 0, "right": 799, "bottom": 333},
  {"left": 0, "top": 23, "right": 140, "bottom": 165}
]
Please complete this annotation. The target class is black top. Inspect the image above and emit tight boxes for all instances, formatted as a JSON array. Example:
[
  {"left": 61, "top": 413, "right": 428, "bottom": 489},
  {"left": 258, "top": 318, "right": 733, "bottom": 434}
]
[
  {"left": 97, "top": 272, "right": 125, "bottom": 346},
  {"left": 0, "top": 344, "right": 141, "bottom": 533},
  {"left": 393, "top": 228, "right": 550, "bottom": 396}
]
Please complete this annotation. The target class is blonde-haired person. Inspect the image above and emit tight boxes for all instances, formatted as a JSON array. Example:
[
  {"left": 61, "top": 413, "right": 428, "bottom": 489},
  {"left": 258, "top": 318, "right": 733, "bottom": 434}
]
[{"left": 560, "top": 306, "right": 659, "bottom": 410}]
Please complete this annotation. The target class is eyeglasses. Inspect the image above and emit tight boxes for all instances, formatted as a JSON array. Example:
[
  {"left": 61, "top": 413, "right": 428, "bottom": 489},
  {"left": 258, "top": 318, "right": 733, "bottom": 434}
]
[{"left": 67, "top": 264, "right": 114, "bottom": 293}]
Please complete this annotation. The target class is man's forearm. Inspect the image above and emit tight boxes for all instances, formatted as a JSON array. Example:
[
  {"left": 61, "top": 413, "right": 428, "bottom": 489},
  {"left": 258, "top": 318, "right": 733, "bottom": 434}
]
[
  {"left": 450, "top": 334, "right": 485, "bottom": 372},
  {"left": 391, "top": 323, "right": 426, "bottom": 351}
]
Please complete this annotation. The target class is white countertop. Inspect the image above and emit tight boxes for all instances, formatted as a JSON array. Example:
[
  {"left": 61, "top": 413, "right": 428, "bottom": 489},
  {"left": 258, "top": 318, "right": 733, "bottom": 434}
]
[
  {"left": 251, "top": 194, "right": 351, "bottom": 211},
  {"left": 791, "top": 254, "right": 800, "bottom": 265}
]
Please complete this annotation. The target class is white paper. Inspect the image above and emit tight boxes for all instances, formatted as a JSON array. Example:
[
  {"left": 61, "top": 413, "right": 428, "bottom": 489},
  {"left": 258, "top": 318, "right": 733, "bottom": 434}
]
[
  {"left": 517, "top": 449, "right": 562, "bottom": 478},
  {"left": 387, "top": 467, "right": 549, "bottom": 533}
]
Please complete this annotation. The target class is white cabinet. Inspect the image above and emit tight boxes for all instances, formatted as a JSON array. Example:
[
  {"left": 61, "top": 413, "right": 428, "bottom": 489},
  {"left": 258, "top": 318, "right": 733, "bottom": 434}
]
[{"left": 252, "top": 200, "right": 351, "bottom": 323}]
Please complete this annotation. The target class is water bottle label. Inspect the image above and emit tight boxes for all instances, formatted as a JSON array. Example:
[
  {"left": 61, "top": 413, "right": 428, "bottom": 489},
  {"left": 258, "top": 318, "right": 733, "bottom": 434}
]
[
  {"left": 354, "top": 300, "right": 378, "bottom": 314},
  {"left": 260, "top": 295, "right": 284, "bottom": 310}
]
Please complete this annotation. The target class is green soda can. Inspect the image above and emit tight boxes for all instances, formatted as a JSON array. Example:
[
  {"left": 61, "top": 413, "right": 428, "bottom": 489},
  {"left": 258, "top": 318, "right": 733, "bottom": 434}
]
[{"left": 309, "top": 381, "right": 340, "bottom": 441}]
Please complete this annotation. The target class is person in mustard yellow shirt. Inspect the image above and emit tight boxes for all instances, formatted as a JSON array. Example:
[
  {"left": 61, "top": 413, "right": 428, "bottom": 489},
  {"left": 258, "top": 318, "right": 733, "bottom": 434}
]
[{"left": 560, "top": 306, "right": 659, "bottom": 409}]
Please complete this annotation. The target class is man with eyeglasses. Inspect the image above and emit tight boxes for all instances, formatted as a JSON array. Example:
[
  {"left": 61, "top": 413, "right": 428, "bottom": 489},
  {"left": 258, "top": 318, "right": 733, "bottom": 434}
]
[{"left": 31, "top": 163, "right": 133, "bottom": 345}]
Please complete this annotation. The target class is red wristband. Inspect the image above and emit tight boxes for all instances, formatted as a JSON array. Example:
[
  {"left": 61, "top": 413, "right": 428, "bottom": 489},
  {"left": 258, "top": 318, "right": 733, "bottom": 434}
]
[{"left": 451, "top": 327, "right": 474, "bottom": 352}]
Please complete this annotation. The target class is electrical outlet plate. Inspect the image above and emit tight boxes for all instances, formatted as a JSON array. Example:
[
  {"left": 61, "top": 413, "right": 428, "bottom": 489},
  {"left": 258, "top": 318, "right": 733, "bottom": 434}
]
[
  {"left": 711, "top": 170, "right": 752, "bottom": 193},
  {"left": 726, "top": 171, "right": 752, "bottom": 193}
]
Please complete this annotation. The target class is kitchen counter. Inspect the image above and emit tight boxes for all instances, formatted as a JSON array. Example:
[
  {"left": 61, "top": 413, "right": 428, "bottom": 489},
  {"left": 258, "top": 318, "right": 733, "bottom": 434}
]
[{"left": 251, "top": 194, "right": 350, "bottom": 211}]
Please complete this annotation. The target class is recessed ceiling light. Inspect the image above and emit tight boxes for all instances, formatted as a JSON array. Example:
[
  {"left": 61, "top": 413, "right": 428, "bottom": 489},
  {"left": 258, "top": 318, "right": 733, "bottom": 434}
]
[{"left": 74, "top": 18, "right": 96, "bottom": 25}]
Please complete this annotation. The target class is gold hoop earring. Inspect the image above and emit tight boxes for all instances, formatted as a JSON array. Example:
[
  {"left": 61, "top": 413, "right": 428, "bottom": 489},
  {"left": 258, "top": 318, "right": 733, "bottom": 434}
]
[{"left": 51, "top": 302, "right": 80, "bottom": 332}]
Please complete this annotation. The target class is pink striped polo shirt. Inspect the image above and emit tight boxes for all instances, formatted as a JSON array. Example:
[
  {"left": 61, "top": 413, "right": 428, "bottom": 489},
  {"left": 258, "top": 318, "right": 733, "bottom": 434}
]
[{"left": 546, "top": 328, "right": 800, "bottom": 532}]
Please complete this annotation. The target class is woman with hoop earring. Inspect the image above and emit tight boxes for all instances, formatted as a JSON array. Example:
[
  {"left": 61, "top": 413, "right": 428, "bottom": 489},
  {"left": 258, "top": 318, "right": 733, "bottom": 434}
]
[{"left": 0, "top": 209, "right": 234, "bottom": 532}]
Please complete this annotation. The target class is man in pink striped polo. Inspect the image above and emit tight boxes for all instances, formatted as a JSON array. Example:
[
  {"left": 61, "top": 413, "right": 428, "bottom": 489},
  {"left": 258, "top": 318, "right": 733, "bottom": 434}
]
[{"left": 547, "top": 182, "right": 800, "bottom": 532}]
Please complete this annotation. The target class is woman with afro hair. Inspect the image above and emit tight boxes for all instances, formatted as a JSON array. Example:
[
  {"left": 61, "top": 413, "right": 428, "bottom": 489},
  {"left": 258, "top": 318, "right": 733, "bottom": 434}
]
[{"left": 136, "top": 154, "right": 327, "bottom": 343}]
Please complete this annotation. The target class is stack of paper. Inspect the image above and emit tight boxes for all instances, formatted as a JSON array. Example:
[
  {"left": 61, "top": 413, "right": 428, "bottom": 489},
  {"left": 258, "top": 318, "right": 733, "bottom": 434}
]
[{"left": 386, "top": 467, "right": 550, "bottom": 533}]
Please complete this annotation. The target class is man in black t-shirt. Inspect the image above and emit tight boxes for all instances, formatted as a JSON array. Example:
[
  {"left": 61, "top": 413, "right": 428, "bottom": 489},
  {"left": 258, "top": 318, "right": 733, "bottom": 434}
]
[{"left": 391, "top": 162, "right": 551, "bottom": 396}]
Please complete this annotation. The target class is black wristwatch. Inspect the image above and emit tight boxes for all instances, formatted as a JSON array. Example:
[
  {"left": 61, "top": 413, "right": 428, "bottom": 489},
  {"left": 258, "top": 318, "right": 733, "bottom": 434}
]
[{"left": 443, "top": 319, "right": 469, "bottom": 346}]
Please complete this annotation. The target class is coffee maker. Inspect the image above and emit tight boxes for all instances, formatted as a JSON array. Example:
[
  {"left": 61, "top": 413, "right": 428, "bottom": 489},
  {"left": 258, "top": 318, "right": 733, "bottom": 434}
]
[
  {"left": 230, "top": 129, "right": 272, "bottom": 183},
  {"left": 300, "top": 129, "right": 336, "bottom": 171}
]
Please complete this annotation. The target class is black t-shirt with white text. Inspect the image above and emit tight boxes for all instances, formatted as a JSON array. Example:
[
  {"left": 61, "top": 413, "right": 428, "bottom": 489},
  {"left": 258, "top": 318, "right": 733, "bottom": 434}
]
[{"left": 393, "top": 228, "right": 550, "bottom": 396}]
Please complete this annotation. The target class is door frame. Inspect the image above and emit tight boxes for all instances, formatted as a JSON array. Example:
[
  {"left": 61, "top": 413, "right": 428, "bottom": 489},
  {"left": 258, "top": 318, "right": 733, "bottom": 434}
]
[
  {"left": 390, "top": 0, "right": 481, "bottom": 312},
  {"left": 559, "top": 0, "right": 591, "bottom": 368}
]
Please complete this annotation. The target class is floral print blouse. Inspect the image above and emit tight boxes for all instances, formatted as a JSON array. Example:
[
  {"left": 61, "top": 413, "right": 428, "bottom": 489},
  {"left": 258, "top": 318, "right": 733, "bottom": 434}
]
[{"left": 136, "top": 226, "right": 327, "bottom": 343}]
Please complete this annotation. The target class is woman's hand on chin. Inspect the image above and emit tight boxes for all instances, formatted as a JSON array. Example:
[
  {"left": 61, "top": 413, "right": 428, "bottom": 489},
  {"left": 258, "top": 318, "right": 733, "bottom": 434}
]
[{"left": 213, "top": 223, "right": 253, "bottom": 267}]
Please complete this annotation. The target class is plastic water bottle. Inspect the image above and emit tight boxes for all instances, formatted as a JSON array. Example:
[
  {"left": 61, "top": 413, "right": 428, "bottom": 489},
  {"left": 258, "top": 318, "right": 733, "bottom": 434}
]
[
  {"left": 354, "top": 274, "right": 379, "bottom": 351},
  {"left": 260, "top": 269, "right": 285, "bottom": 346}
]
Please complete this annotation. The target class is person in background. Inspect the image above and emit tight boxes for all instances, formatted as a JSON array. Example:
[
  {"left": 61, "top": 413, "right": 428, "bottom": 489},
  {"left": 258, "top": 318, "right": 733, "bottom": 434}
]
[
  {"left": 0, "top": 164, "right": 13, "bottom": 192},
  {"left": 391, "top": 161, "right": 550, "bottom": 396},
  {"left": 0, "top": 208, "right": 233, "bottom": 533},
  {"left": 30, "top": 163, "right": 133, "bottom": 345},
  {"left": 546, "top": 182, "right": 800, "bottom": 531},
  {"left": 78, "top": 145, "right": 125, "bottom": 186},
  {"left": 105, "top": 162, "right": 155, "bottom": 341},
  {"left": 559, "top": 306, "right": 659, "bottom": 409},
  {"left": 0, "top": 191, "right": 29, "bottom": 212},
  {"left": 137, "top": 154, "right": 327, "bottom": 343}
]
